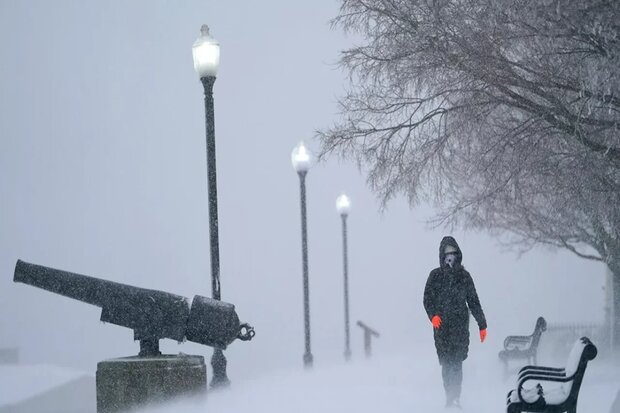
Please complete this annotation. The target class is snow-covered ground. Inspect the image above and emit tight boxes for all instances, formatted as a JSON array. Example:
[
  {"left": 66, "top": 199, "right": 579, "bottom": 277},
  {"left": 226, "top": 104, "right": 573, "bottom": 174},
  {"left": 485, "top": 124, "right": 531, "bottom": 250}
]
[
  {"left": 144, "top": 350, "right": 619, "bottom": 413},
  {"left": 0, "top": 364, "right": 95, "bottom": 413},
  {"left": 1, "top": 345, "right": 616, "bottom": 413},
  {"left": 0, "top": 364, "right": 90, "bottom": 406}
]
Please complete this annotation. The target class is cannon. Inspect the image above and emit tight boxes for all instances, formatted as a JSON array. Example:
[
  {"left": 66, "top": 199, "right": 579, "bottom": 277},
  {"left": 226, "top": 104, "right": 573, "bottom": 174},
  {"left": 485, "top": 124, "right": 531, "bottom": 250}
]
[{"left": 14, "top": 259, "right": 254, "bottom": 356}]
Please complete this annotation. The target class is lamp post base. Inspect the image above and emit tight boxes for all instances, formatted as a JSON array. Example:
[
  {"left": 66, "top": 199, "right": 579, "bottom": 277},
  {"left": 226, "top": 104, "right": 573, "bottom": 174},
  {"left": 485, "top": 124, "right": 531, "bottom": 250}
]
[
  {"left": 210, "top": 348, "right": 230, "bottom": 389},
  {"left": 303, "top": 352, "right": 314, "bottom": 368}
]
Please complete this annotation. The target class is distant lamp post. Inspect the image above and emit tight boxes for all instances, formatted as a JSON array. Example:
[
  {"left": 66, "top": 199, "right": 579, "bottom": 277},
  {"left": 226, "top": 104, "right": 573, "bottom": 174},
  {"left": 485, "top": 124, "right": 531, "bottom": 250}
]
[
  {"left": 336, "top": 194, "right": 352, "bottom": 361},
  {"left": 291, "top": 141, "right": 314, "bottom": 368},
  {"left": 192, "top": 24, "right": 229, "bottom": 388}
]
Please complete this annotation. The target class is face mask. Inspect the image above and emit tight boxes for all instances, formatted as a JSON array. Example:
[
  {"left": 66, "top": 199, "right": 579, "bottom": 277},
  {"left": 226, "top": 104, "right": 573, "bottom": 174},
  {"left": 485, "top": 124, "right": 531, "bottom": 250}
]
[{"left": 445, "top": 253, "right": 457, "bottom": 268}]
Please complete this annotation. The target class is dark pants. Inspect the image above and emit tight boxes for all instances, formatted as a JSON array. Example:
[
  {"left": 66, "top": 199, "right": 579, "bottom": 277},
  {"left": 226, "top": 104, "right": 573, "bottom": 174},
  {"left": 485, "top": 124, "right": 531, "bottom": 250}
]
[
  {"left": 611, "top": 389, "right": 620, "bottom": 413},
  {"left": 441, "top": 359, "right": 463, "bottom": 404}
]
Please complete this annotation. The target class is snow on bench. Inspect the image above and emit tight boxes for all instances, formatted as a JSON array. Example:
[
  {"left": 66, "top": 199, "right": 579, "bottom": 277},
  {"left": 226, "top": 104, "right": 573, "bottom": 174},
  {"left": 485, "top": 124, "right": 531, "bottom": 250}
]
[{"left": 506, "top": 336, "right": 597, "bottom": 413}]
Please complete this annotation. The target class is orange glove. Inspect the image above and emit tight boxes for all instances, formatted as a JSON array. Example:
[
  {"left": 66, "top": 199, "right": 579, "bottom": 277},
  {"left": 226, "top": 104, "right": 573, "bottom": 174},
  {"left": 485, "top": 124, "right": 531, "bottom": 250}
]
[
  {"left": 480, "top": 329, "right": 487, "bottom": 343},
  {"left": 431, "top": 315, "right": 442, "bottom": 329}
]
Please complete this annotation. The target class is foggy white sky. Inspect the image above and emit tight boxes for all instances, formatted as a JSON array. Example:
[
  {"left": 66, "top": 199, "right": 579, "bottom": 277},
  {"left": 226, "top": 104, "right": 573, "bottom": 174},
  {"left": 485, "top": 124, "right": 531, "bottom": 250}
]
[{"left": 0, "top": 0, "right": 607, "bottom": 381}]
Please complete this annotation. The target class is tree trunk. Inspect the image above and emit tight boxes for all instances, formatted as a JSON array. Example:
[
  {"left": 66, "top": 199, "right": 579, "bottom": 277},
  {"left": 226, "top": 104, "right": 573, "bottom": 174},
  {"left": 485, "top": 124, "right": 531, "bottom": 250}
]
[
  {"left": 614, "top": 271, "right": 620, "bottom": 354},
  {"left": 608, "top": 263, "right": 620, "bottom": 355}
]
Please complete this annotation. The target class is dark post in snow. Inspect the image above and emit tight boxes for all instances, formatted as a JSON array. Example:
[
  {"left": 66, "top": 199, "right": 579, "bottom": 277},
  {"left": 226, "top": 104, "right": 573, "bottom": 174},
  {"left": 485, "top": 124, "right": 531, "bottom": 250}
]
[
  {"left": 613, "top": 272, "right": 620, "bottom": 356},
  {"left": 192, "top": 25, "right": 228, "bottom": 388},
  {"left": 292, "top": 142, "right": 313, "bottom": 368},
  {"left": 357, "top": 321, "right": 380, "bottom": 359},
  {"left": 336, "top": 194, "right": 352, "bottom": 361},
  {"left": 13, "top": 259, "right": 255, "bottom": 413}
]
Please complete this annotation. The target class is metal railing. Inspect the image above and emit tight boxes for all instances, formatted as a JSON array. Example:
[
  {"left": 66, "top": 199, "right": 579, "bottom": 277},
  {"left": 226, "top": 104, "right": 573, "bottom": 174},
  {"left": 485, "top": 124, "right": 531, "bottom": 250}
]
[{"left": 539, "top": 322, "right": 609, "bottom": 362}]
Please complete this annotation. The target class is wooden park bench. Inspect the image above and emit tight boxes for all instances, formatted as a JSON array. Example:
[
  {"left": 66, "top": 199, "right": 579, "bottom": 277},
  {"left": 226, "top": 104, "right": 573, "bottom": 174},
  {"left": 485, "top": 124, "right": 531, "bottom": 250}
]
[
  {"left": 506, "top": 336, "right": 597, "bottom": 413},
  {"left": 499, "top": 316, "right": 547, "bottom": 371}
]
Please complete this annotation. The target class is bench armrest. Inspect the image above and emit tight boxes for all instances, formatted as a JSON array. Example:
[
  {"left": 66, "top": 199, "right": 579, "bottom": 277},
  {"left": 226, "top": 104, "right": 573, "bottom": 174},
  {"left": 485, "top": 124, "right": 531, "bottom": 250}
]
[
  {"left": 504, "top": 335, "right": 532, "bottom": 349},
  {"left": 517, "top": 373, "right": 575, "bottom": 406},
  {"left": 518, "top": 373, "right": 574, "bottom": 390}
]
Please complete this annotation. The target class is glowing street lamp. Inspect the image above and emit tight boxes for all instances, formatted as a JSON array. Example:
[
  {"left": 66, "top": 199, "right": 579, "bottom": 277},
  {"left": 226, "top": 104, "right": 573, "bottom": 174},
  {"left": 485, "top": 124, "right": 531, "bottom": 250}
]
[
  {"left": 192, "top": 24, "right": 228, "bottom": 388},
  {"left": 292, "top": 141, "right": 314, "bottom": 368},
  {"left": 336, "top": 193, "right": 352, "bottom": 360},
  {"left": 192, "top": 25, "right": 220, "bottom": 78}
]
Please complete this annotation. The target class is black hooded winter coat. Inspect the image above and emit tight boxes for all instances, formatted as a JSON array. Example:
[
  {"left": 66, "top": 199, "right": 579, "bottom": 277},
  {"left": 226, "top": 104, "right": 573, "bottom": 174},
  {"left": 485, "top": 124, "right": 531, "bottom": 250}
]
[{"left": 423, "top": 236, "right": 487, "bottom": 364}]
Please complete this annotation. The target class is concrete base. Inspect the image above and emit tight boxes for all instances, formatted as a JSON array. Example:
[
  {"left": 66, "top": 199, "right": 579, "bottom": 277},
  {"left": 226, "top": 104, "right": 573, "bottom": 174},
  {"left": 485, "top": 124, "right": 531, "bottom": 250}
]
[{"left": 96, "top": 354, "right": 206, "bottom": 413}]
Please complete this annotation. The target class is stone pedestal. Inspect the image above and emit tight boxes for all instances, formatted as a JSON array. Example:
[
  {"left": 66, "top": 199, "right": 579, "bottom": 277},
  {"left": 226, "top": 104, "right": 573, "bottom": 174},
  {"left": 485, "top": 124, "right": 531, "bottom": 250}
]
[{"left": 96, "top": 354, "right": 206, "bottom": 413}]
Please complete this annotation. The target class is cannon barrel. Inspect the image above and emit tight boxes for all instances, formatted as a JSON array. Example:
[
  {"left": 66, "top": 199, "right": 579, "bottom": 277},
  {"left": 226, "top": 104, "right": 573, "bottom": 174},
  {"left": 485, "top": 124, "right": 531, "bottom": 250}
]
[
  {"left": 15, "top": 259, "right": 123, "bottom": 308},
  {"left": 14, "top": 259, "right": 254, "bottom": 354}
]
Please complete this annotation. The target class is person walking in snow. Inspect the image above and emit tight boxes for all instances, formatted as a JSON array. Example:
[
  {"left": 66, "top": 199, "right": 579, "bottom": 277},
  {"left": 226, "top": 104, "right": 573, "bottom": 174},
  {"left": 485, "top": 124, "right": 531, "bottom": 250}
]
[{"left": 423, "top": 236, "right": 487, "bottom": 408}]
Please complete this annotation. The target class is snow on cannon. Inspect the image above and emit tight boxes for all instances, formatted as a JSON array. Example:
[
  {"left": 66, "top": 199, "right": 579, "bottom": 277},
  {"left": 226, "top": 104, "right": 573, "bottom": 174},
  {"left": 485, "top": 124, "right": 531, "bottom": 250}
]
[
  {"left": 14, "top": 259, "right": 255, "bottom": 413},
  {"left": 13, "top": 259, "right": 255, "bottom": 354}
]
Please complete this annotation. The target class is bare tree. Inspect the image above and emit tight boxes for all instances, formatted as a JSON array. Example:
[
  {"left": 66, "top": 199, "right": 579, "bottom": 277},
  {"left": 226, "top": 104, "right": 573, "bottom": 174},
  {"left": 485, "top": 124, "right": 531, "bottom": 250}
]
[{"left": 320, "top": 0, "right": 620, "bottom": 349}]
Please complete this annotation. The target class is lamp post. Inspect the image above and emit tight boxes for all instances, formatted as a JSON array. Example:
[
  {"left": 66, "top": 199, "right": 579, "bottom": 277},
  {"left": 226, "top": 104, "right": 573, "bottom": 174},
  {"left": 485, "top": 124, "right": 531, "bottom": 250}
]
[
  {"left": 192, "top": 24, "right": 229, "bottom": 388},
  {"left": 336, "top": 193, "right": 352, "bottom": 361},
  {"left": 291, "top": 141, "right": 313, "bottom": 368}
]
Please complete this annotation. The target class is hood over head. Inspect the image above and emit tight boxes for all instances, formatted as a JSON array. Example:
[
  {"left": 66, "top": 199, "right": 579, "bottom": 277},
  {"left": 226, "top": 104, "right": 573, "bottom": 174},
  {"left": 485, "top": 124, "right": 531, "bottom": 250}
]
[{"left": 439, "top": 236, "right": 463, "bottom": 268}]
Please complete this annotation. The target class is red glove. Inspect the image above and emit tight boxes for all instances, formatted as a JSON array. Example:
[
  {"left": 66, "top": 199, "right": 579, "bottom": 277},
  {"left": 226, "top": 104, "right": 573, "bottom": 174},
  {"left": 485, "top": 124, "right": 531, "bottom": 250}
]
[
  {"left": 431, "top": 315, "right": 442, "bottom": 329},
  {"left": 480, "top": 329, "right": 487, "bottom": 343}
]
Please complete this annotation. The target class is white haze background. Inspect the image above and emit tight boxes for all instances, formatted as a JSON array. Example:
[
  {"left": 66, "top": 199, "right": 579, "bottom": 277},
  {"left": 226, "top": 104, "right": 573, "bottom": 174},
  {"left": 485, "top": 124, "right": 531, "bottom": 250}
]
[{"left": 0, "top": 1, "right": 616, "bottom": 412}]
